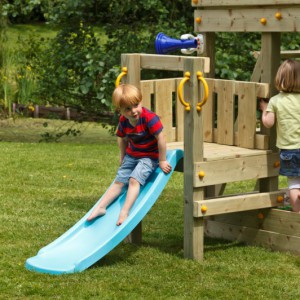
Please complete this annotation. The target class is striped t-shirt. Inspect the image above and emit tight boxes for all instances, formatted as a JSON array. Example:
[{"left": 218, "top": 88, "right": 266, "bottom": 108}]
[{"left": 116, "top": 107, "right": 163, "bottom": 159}]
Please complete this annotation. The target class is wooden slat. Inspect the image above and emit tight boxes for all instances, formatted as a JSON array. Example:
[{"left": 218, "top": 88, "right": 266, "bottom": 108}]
[
  {"left": 236, "top": 82, "right": 257, "bottom": 148},
  {"left": 194, "top": 152, "right": 279, "bottom": 187},
  {"left": 211, "top": 208, "right": 300, "bottom": 237},
  {"left": 202, "top": 78, "right": 215, "bottom": 142},
  {"left": 140, "top": 54, "right": 210, "bottom": 72},
  {"left": 192, "top": 0, "right": 300, "bottom": 7},
  {"left": 215, "top": 80, "right": 234, "bottom": 145},
  {"left": 194, "top": 7, "right": 300, "bottom": 32},
  {"left": 193, "top": 191, "right": 284, "bottom": 217},
  {"left": 262, "top": 209, "right": 300, "bottom": 237},
  {"left": 167, "top": 141, "right": 273, "bottom": 160},
  {"left": 140, "top": 81, "right": 154, "bottom": 110},
  {"left": 255, "top": 134, "right": 269, "bottom": 150},
  {"left": 154, "top": 80, "right": 174, "bottom": 143},
  {"left": 203, "top": 142, "right": 271, "bottom": 161},
  {"left": 205, "top": 220, "right": 300, "bottom": 255},
  {"left": 175, "top": 78, "right": 185, "bottom": 142}
]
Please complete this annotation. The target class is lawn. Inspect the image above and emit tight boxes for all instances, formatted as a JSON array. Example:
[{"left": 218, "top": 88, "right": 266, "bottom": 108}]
[
  {"left": 1, "top": 119, "right": 300, "bottom": 299},
  {"left": 5, "top": 23, "right": 107, "bottom": 49}
]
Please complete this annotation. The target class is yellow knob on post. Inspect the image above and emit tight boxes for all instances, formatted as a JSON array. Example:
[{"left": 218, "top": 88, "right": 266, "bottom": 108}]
[
  {"left": 201, "top": 205, "right": 207, "bottom": 214},
  {"left": 257, "top": 212, "right": 264, "bottom": 219},
  {"left": 274, "top": 161, "right": 280, "bottom": 168},
  {"left": 260, "top": 18, "right": 267, "bottom": 25},
  {"left": 277, "top": 195, "right": 284, "bottom": 203},
  {"left": 198, "top": 171, "right": 205, "bottom": 178},
  {"left": 275, "top": 12, "right": 282, "bottom": 20},
  {"left": 195, "top": 17, "right": 202, "bottom": 24}
]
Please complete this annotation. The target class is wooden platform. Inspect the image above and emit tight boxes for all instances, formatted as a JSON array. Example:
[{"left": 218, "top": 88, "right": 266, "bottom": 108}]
[{"left": 167, "top": 141, "right": 271, "bottom": 161}]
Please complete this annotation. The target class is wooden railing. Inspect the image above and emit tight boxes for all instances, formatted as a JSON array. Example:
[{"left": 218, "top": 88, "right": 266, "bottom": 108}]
[{"left": 140, "top": 77, "right": 270, "bottom": 149}]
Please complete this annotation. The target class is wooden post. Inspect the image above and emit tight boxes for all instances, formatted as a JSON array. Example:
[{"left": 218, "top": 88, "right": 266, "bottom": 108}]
[
  {"left": 201, "top": 32, "right": 215, "bottom": 78},
  {"left": 121, "top": 53, "right": 141, "bottom": 89},
  {"left": 34, "top": 105, "right": 39, "bottom": 118},
  {"left": 120, "top": 54, "right": 142, "bottom": 245},
  {"left": 200, "top": 32, "right": 225, "bottom": 198},
  {"left": 259, "top": 32, "right": 281, "bottom": 193},
  {"left": 183, "top": 57, "right": 207, "bottom": 261}
]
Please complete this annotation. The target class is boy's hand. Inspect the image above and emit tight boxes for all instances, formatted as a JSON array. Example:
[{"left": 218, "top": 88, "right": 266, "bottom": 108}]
[{"left": 159, "top": 160, "right": 172, "bottom": 174}]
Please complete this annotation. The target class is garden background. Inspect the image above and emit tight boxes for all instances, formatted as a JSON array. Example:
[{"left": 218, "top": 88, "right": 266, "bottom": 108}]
[{"left": 1, "top": 1, "right": 300, "bottom": 299}]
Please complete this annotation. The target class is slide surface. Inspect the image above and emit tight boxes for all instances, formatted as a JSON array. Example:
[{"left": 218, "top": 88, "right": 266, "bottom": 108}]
[{"left": 25, "top": 149, "right": 183, "bottom": 275}]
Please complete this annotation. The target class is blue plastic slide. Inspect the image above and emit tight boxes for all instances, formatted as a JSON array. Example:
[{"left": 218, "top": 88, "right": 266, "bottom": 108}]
[{"left": 25, "top": 149, "right": 183, "bottom": 275}]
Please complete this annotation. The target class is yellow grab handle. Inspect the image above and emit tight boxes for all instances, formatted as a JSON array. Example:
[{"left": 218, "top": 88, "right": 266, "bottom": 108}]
[
  {"left": 196, "top": 71, "right": 209, "bottom": 111},
  {"left": 178, "top": 72, "right": 191, "bottom": 111},
  {"left": 115, "top": 67, "right": 128, "bottom": 87}
]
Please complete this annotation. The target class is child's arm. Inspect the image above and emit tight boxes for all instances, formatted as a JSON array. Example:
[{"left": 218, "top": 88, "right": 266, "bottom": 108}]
[
  {"left": 156, "top": 131, "right": 172, "bottom": 174},
  {"left": 259, "top": 100, "right": 275, "bottom": 128},
  {"left": 117, "top": 136, "right": 128, "bottom": 164}
]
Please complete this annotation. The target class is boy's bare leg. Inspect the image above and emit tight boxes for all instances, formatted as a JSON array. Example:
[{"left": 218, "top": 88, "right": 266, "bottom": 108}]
[
  {"left": 117, "top": 178, "right": 140, "bottom": 226},
  {"left": 87, "top": 181, "right": 124, "bottom": 221},
  {"left": 289, "top": 188, "right": 300, "bottom": 213}
]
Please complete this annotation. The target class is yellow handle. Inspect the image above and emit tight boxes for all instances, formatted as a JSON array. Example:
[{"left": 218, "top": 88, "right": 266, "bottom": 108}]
[
  {"left": 196, "top": 71, "right": 209, "bottom": 111},
  {"left": 178, "top": 72, "right": 191, "bottom": 111},
  {"left": 115, "top": 67, "right": 128, "bottom": 87}
]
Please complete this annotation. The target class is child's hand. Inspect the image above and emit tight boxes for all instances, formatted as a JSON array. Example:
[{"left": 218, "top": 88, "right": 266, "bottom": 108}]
[
  {"left": 259, "top": 99, "right": 269, "bottom": 111},
  {"left": 159, "top": 160, "right": 172, "bottom": 174}
]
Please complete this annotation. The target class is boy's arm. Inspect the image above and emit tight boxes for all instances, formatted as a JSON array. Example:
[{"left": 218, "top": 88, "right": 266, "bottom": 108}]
[
  {"left": 117, "top": 136, "right": 128, "bottom": 164},
  {"left": 156, "top": 131, "right": 172, "bottom": 174}
]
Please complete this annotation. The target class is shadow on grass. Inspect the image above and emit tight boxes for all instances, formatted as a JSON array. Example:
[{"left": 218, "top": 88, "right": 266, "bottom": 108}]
[
  {"left": 89, "top": 242, "right": 141, "bottom": 269},
  {"left": 89, "top": 235, "right": 247, "bottom": 270}
]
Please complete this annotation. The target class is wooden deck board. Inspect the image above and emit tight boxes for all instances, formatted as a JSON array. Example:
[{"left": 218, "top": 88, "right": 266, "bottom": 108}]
[{"left": 167, "top": 141, "right": 271, "bottom": 161}]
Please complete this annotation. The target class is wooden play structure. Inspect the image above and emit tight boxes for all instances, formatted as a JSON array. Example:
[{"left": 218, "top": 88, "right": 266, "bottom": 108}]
[{"left": 117, "top": 0, "right": 300, "bottom": 260}]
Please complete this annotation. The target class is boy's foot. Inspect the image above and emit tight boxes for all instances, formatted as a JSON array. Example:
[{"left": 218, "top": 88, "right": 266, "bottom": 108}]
[
  {"left": 87, "top": 207, "right": 106, "bottom": 221},
  {"left": 116, "top": 211, "right": 129, "bottom": 226}
]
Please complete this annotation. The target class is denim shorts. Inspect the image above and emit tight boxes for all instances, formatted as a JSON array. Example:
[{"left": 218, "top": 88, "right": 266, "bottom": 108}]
[
  {"left": 279, "top": 149, "right": 300, "bottom": 177},
  {"left": 115, "top": 155, "right": 158, "bottom": 186}
]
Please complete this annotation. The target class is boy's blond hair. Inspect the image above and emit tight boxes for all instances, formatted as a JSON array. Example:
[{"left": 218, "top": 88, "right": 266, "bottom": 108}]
[
  {"left": 275, "top": 59, "right": 300, "bottom": 93},
  {"left": 112, "top": 84, "right": 142, "bottom": 110}
]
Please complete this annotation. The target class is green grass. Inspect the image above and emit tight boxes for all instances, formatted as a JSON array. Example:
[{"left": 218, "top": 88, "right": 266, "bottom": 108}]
[
  {"left": 0, "top": 117, "right": 115, "bottom": 144},
  {"left": 5, "top": 23, "right": 59, "bottom": 49},
  {"left": 0, "top": 119, "right": 299, "bottom": 299},
  {"left": 5, "top": 23, "right": 107, "bottom": 50}
]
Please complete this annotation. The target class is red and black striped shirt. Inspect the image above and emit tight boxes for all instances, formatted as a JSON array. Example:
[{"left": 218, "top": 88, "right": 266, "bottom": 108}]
[{"left": 116, "top": 107, "right": 163, "bottom": 159}]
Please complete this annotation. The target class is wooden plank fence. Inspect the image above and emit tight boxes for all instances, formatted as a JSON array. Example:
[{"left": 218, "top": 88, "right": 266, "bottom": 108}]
[{"left": 10, "top": 103, "right": 113, "bottom": 122}]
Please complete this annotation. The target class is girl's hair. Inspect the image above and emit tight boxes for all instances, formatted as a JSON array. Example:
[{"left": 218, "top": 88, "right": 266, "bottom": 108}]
[
  {"left": 112, "top": 84, "right": 142, "bottom": 110},
  {"left": 275, "top": 59, "right": 300, "bottom": 93}
]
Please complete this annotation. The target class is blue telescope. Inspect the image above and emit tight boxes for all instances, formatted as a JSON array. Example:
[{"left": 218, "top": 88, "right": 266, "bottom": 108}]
[{"left": 155, "top": 32, "right": 204, "bottom": 55}]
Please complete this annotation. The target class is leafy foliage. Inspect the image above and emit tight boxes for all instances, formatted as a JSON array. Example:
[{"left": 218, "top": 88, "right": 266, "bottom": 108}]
[
  {"left": 215, "top": 33, "right": 261, "bottom": 80},
  {"left": 2, "top": 0, "right": 300, "bottom": 116}
]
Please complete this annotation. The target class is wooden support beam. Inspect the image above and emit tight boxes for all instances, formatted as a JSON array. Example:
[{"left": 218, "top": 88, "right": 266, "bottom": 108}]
[
  {"left": 183, "top": 57, "right": 208, "bottom": 261},
  {"left": 194, "top": 191, "right": 285, "bottom": 217},
  {"left": 205, "top": 219, "right": 300, "bottom": 255},
  {"left": 194, "top": 7, "right": 300, "bottom": 32},
  {"left": 210, "top": 208, "right": 300, "bottom": 237},
  {"left": 192, "top": 0, "right": 300, "bottom": 7},
  {"left": 121, "top": 54, "right": 142, "bottom": 245},
  {"left": 194, "top": 152, "right": 279, "bottom": 187},
  {"left": 140, "top": 54, "right": 210, "bottom": 73},
  {"left": 205, "top": 208, "right": 300, "bottom": 255}
]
